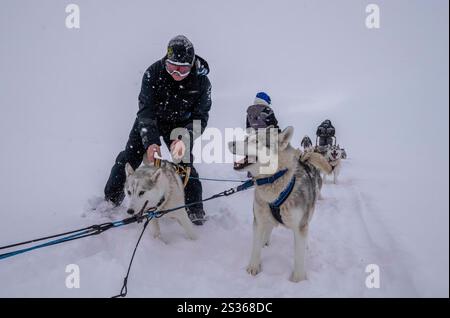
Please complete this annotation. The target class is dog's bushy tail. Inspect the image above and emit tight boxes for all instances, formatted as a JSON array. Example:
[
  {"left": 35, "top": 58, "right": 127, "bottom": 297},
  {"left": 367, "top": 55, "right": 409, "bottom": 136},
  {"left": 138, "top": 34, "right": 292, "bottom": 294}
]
[{"left": 300, "top": 151, "right": 332, "bottom": 174}]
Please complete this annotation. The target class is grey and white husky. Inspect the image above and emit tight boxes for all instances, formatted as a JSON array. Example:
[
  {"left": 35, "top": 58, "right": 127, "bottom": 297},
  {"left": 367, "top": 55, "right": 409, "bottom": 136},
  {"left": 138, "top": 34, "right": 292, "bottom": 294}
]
[
  {"left": 124, "top": 161, "right": 197, "bottom": 240},
  {"left": 322, "top": 145, "right": 343, "bottom": 184},
  {"left": 228, "top": 127, "right": 331, "bottom": 282},
  {"left": 300, "top": 135, "right": 314, "bottom": 152}
]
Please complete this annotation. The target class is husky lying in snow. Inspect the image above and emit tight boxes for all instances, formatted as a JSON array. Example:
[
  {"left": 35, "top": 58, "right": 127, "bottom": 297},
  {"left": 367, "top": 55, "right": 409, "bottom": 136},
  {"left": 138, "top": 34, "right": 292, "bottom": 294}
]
[
  {"left": 322, "top": 145, "right": 343, "bottom": 184},
  {"left": 124, "top": 161, "right": 197, "bottom": 240},
  {"left": 228, "top": 127, "right": 331, "bottom": 282}
]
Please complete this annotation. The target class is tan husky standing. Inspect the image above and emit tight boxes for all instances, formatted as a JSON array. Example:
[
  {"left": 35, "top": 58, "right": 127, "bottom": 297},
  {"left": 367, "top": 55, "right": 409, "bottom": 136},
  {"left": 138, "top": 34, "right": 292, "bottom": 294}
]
[{"left": 229, "top": 127, "right": 331, "bottom": 282}]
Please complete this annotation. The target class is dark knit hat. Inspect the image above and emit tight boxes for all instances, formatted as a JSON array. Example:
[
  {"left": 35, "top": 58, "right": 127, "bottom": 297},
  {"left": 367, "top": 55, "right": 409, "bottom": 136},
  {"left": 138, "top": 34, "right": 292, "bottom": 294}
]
[{"left": 167, "top": 35, "right": 195, "bottom": 65}]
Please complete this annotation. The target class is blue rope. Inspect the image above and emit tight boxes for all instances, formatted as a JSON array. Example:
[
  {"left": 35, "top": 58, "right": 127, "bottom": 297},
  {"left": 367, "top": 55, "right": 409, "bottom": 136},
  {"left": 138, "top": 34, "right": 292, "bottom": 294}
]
[
  {"left": 0, "top": 212, "right": 163, "bottom": 261},
  {"left": 0, "top": 229, "right": 92, "bottom": 260},
  {"left": 0, "top": 171, "right": 285, "bottom": 261},
  {"left": 0, "top": 183, "right": 254, "bottom": 261}
]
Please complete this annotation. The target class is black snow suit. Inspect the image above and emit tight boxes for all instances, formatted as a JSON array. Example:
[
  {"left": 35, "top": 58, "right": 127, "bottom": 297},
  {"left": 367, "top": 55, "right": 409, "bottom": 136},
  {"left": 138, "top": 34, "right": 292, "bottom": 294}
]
[
  {"left": 104, "top": 55, "right": 212, "bottom": 211},
  {"left": 316, "top": 120, "right": 335, "bottom": 147}
]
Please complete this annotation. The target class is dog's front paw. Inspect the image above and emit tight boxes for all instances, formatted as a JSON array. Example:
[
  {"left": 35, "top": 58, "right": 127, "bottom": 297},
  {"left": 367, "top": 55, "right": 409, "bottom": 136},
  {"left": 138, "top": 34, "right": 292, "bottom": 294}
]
[
  {"left": 290, "top": 271, "right": 306, "bottom": 283},
  {"left": 246, "top": 263, "right": 261, "bottom": 276}
]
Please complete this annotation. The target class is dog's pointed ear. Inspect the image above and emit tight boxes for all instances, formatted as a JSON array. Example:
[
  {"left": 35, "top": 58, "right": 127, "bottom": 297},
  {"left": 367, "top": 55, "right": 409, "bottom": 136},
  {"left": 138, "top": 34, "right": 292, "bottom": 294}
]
[
  {"left": 151, "top": 169, "right": 162, "bottom": 182},
  {"left": 125, "top": 163, "right": 134, "bottom": 177},
  {"left": 279, "top": 126, "right": 294, "bottom": 150}
]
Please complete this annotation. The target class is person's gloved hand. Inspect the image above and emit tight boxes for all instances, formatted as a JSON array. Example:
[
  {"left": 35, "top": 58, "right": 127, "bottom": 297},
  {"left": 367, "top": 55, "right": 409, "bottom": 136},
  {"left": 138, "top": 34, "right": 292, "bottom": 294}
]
[
  {"left": 146, "top": 144, "right": 161, "bottom": 162},
  {"left": 170, "top": 139, "right": 186, "bottom": 160}
]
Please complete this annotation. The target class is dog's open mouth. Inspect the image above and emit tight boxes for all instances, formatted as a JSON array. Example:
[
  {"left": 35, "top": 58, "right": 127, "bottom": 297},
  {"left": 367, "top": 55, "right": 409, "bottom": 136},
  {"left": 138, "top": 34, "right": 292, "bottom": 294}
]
[{"left": 233, "top": 156, "right": 256, "bottom": 170}]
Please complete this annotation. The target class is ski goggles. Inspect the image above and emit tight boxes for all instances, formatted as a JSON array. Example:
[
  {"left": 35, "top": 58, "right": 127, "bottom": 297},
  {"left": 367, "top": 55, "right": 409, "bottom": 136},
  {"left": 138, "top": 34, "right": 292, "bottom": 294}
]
[{"left": 165, "top": 60, "right": 192, "bottom": 77}]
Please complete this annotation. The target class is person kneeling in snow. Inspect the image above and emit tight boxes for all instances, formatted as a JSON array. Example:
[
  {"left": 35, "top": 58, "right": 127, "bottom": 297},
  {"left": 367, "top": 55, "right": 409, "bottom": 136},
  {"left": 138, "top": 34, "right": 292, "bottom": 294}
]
[{"left": 104, "top": 35, "right": 212, "bottom": 225}]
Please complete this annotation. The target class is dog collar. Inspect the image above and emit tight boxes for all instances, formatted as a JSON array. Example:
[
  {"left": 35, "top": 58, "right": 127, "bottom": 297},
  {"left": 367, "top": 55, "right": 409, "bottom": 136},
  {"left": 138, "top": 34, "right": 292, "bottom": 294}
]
[
  {"left": 232, "top": 168, "right": 294, "bottom": 224},
  {"left": 255, "top": 169, "right": 288, "bottom": 186},
  {"left": 236, "top": 169, "right": 289, "bottom": 192}
]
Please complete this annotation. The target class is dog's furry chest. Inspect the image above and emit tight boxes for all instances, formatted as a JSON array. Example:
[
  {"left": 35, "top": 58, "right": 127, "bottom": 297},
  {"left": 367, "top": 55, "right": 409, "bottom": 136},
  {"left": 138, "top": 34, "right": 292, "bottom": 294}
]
[
  {"left": 328, "top": 159, "right": 341, "bottom": 166},
  {"left": 328, "top": 158, "right": 341, "bottom": 168}
]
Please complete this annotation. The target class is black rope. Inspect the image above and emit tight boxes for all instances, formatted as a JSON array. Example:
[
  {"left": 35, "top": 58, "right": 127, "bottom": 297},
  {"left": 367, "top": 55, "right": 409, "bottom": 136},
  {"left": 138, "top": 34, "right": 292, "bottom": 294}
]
[
  {"left": 0, "top": 224, "right": 102, "bottom": 251},
  {"left": 111, "top": 187, "right": 245, "bottom": 298},
  {"left": 0, "top": 182, "right": 253, "bottom": 296},
  {"left": 153, "top": 188, "right": 237, "bottom": 218},
  {"left": 111, "top": 217, "right": 151, "bottom": 298},
  {"left": 0, "top": 185, "right": 245, "bottom": 261}
]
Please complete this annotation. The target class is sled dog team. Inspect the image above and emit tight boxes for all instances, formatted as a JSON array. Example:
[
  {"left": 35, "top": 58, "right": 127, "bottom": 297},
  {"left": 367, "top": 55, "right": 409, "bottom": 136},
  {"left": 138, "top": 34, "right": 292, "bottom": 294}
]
[
  {"left": 111, "top": 35, "right": 347, "bottom": 282},
  {"left": 124, "top": 120, "right": 345, "bottom": 283}
]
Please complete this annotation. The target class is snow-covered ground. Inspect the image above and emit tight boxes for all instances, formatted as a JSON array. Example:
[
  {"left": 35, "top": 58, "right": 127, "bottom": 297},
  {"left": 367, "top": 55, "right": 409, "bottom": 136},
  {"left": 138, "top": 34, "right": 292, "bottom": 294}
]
[{"left": 0, "top": 0, "right": 448, "bottom": 297}]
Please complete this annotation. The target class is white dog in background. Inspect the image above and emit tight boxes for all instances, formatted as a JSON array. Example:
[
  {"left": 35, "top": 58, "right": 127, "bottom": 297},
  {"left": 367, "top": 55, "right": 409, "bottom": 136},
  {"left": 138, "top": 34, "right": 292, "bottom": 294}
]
[{"left": 322, "top": 145, "right": 343, "bottom": 184}]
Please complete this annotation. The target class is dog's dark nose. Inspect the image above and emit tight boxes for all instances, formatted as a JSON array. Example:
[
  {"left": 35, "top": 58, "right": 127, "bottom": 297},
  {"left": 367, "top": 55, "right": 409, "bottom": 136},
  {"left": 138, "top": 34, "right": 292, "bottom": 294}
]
[{"left": 127, "top": 209, "right": 135, "bottom": 215}]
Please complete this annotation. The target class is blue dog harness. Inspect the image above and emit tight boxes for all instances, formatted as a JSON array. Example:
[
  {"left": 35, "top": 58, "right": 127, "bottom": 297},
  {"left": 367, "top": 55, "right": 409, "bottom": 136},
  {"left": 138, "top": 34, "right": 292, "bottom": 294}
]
[
  {"left": 235, "top": 169, "right": 296, "bottom": 224},
  {"left": 268, "top": 175, "right": 296, "bottom": 224}
]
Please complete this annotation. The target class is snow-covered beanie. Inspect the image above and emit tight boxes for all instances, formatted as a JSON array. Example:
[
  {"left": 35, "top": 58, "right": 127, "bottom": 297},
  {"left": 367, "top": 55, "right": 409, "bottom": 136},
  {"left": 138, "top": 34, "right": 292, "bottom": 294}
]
[
  {"left": 254, "top": 92, "right": 271, "bottom": 106},
  {"left": 167, "top": 35, "right": 195, "bottom": 65}
]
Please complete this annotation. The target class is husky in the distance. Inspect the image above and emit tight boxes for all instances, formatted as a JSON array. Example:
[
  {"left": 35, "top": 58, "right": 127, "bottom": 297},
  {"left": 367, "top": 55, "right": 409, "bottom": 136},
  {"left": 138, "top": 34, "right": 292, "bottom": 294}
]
[
  {"left": 228, "top": 127, "right": 331, "bottom": 282},
  {"left": 300, "top": 135, "right": 314, "bottom": 152},
  {"left": 322, "top": 145, "right": 343, "bottom": 184},
  {"left": 124, "top": 161, "right": 197, "bottom": 241}
]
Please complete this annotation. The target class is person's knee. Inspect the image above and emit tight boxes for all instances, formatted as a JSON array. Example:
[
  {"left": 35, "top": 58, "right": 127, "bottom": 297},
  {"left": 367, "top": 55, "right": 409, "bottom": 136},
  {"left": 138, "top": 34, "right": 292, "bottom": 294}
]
[{"left": 185, "top": 177, "right": 202, "bottom": 193}]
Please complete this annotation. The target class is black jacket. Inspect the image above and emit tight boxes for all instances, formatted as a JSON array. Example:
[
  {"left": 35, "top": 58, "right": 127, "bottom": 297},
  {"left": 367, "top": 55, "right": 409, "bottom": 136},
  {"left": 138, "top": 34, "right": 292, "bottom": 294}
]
[
  {"left": 137, "top": 55, "right": 212, "bottom": 148},
  {"left": 316, "top": 120, "right": 335, "bottom": 138},
  {"left": 246, "top": 104, "right": 278, "bottom": 129}
]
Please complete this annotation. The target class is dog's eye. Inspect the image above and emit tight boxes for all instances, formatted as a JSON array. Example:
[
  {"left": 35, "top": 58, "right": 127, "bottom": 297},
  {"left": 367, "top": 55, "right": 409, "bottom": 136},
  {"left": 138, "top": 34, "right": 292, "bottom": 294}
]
[
  {"left": 127, "top": 190, "right": 131, "bottom": 195},
  {"left": 138, "top": 191, "right": 145, "bottom": 197}
]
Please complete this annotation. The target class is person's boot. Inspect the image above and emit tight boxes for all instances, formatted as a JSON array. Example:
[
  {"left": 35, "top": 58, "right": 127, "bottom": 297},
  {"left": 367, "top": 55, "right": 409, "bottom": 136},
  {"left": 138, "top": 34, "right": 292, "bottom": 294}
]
[
  {"left": 104, "top": 190, "right": 124, "bottom": 207},
  {"left": 187, "top": 207, "right": 207, "bottom": 226}
]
